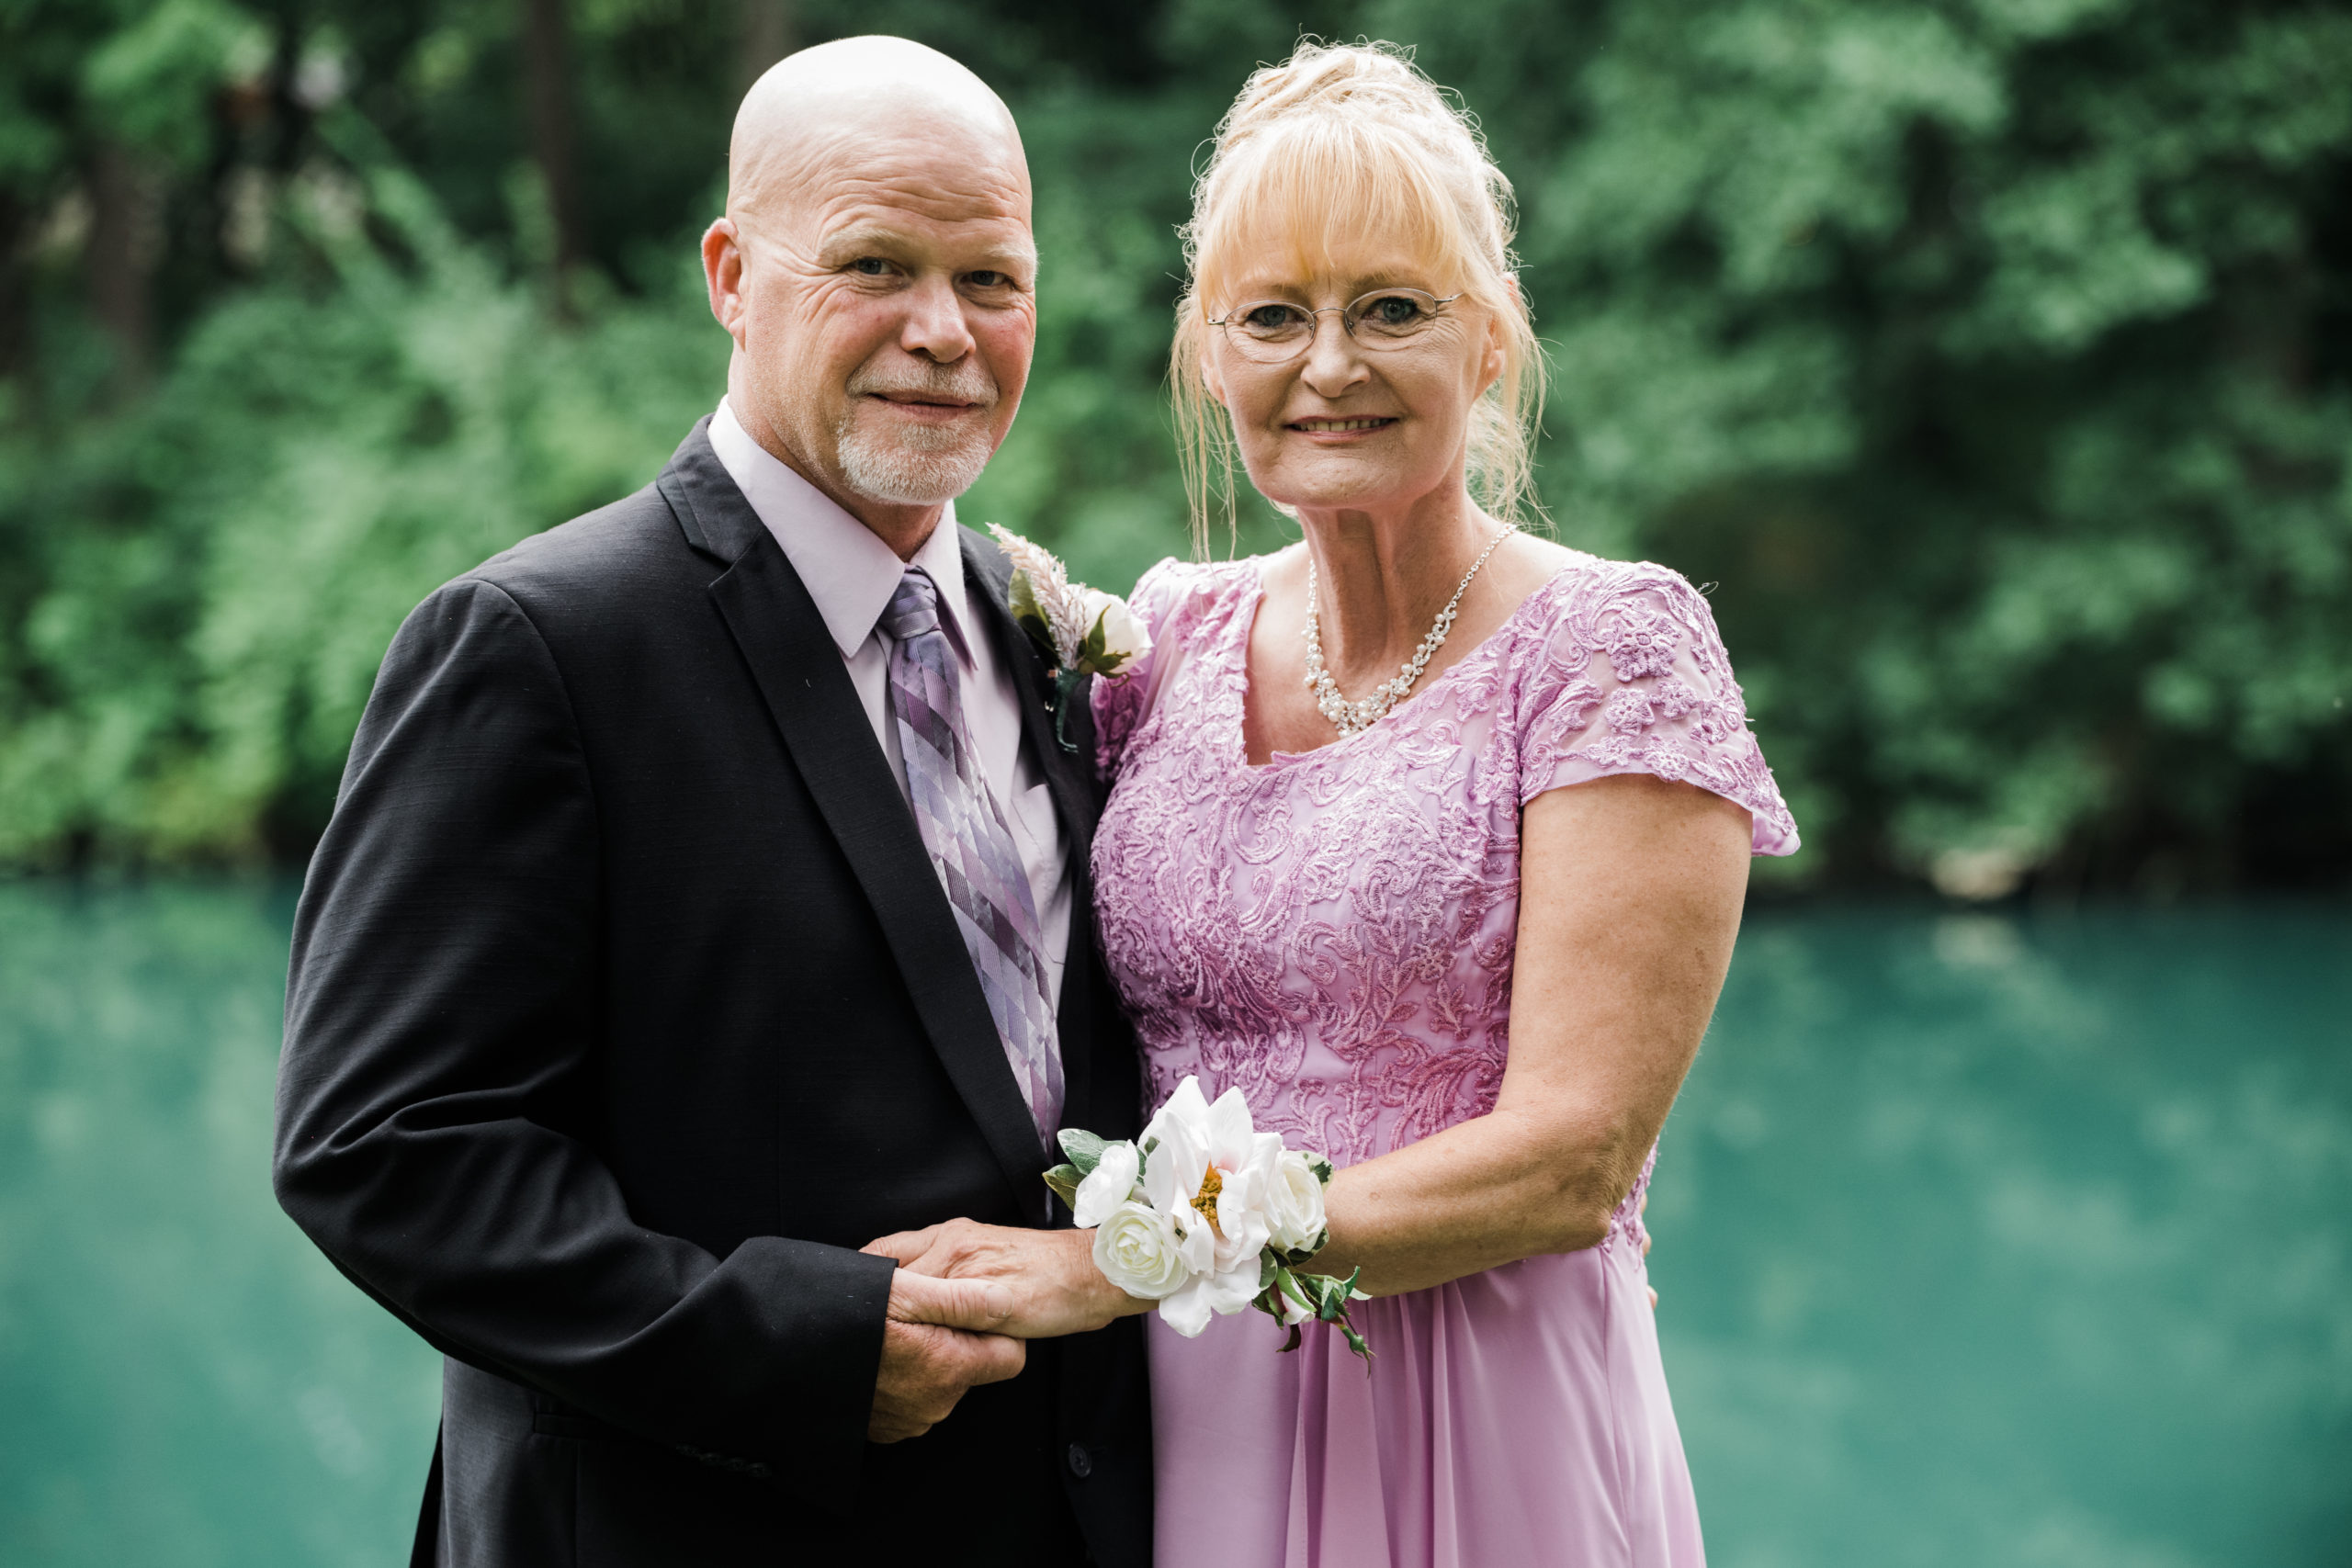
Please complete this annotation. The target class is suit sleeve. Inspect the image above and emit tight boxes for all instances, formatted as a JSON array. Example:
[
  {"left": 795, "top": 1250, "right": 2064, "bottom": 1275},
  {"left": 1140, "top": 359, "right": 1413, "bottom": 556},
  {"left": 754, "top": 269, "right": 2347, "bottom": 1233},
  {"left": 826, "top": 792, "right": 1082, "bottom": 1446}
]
[{"left": 273, "top": 576, "right": 895, "bottom": 1501}]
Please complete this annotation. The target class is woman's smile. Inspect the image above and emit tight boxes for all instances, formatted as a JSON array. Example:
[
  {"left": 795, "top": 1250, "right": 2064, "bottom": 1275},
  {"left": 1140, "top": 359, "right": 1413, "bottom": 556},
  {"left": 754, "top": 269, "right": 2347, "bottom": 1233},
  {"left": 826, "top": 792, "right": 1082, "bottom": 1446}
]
[{"left": 1286, "top": 415, "right": 1398, "bottom": 435}]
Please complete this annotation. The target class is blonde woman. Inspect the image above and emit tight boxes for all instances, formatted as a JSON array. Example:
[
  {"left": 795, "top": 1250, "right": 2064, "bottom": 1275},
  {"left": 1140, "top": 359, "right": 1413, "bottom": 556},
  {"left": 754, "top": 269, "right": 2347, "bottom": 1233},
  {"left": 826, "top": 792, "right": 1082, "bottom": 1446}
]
[{"left": 1089, "top": 41, "right": 1801, "bottom": 1567}]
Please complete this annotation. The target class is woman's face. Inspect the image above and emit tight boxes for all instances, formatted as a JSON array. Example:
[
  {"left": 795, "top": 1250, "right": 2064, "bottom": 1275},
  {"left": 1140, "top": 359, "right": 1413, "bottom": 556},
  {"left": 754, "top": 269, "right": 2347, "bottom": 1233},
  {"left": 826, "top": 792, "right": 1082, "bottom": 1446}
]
[{"left": 1204, "top": 237, "right": 1502, "bottom": 518}]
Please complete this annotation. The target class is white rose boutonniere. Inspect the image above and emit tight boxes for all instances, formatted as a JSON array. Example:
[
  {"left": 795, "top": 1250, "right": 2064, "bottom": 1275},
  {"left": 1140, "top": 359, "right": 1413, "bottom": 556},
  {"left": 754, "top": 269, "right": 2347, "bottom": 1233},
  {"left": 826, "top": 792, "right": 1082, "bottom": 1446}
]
[
  {"left": 1044, "top": 1076, "right": 1371, "bottom": 1359},
  {"left": 988, "top": 525, "right": 1151, "bottom": 752}
]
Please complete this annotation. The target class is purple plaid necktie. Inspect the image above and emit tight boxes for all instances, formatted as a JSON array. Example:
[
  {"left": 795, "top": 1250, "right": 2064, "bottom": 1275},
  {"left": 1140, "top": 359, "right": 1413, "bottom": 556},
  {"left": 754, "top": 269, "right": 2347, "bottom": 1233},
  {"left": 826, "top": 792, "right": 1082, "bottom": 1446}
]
[{"left": 882, "top": 566, "right": 1063, "bottom": 1143}]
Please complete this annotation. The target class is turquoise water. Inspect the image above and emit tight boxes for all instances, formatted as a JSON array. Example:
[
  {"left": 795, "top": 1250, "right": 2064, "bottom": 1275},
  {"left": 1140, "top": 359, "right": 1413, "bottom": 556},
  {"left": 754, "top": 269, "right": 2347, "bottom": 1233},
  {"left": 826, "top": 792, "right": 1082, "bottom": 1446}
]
[{"left": 0, "top": 885, "right": 2345, "bottom": 1566}]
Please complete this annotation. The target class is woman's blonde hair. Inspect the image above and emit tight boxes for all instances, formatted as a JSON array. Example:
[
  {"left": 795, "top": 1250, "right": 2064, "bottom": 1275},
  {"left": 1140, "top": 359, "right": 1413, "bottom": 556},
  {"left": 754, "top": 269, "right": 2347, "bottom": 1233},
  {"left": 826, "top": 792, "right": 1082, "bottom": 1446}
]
[{"left": 1171, "top": 39, "right": 1545, "bottom": 548}]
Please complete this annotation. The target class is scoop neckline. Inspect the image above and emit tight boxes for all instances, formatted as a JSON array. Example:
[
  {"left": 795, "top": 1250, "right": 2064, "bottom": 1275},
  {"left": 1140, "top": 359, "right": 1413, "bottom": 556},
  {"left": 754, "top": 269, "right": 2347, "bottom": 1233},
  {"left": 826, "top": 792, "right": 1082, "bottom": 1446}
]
[{"left": 1230, "top": 551, "right": 1589, "bottom": 772}]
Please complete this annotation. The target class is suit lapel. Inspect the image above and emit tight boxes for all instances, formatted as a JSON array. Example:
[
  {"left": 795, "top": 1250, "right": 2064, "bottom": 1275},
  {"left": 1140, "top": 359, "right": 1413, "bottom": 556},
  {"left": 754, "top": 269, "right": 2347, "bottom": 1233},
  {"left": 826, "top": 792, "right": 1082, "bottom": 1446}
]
[{"left": 660, "top": 423, "right": 1049, "bottom": 1209}]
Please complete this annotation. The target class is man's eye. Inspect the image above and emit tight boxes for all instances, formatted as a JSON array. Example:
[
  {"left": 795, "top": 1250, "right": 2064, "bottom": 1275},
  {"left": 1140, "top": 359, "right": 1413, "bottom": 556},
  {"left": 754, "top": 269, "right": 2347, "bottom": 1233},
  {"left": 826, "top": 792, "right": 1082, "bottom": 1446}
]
[
  {"left": 966, "top": 270, "right": 1011, "bottom": 289},
  {"left": 848, "top": 257, "right": 892, "bottom": 276}
]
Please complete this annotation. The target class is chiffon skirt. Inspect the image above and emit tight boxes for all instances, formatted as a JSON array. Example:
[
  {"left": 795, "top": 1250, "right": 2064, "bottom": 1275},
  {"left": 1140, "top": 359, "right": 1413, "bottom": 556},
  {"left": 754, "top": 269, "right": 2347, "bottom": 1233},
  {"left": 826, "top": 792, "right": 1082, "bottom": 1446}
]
[{"left": 1148, "top": 1240, "right": 1703, "bottom": 1568}]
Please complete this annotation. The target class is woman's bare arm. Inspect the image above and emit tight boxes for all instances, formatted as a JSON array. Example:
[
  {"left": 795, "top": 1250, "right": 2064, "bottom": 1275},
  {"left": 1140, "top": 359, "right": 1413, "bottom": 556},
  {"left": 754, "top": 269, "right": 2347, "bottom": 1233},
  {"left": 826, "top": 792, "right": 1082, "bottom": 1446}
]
[{"left": 1308, "top": 772, "right": 1753, "bottom": 1296}]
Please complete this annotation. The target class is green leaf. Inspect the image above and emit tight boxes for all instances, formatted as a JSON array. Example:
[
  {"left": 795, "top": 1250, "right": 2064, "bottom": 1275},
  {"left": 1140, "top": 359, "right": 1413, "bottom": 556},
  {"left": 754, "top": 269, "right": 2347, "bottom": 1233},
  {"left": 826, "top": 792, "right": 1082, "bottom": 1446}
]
[
  {"left": 1057, "top": 1128, "right": 1108, "bottom": 1176},
  {"left": 1006, "top": 571, "right": 1058, "bottom": 663},
  {"left": 1042, "top": 1164, "right": 1082, "bottom": 1212},
  {"left": 1276, "top": 1227, "right": 1329, "bottom": 1268}
]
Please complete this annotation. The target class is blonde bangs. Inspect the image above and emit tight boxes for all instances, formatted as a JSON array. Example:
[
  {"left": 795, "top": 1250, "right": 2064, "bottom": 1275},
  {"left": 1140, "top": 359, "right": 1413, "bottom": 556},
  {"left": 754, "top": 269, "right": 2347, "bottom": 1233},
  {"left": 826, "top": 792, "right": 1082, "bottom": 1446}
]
[{"left": 1192, "top": 117, "right": 1476, "bottom": 312}]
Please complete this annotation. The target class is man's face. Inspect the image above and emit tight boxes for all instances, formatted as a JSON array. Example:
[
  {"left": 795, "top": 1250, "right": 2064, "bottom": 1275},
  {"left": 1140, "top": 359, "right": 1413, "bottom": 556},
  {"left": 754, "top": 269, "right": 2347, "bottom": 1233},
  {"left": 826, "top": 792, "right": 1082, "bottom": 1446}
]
[{"left": 707, "top": 116, "right": 1036, "bottom": 517}]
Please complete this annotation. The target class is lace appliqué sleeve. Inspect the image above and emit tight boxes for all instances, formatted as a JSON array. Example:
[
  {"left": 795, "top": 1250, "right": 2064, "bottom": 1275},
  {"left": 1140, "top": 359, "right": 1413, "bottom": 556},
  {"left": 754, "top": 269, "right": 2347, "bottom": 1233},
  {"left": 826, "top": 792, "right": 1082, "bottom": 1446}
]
[
  {"left": 1519, "top": 565, "right": 1800, "bottom": 856},
  {"left": 1091, "top": 556, "right": 1192, "bottom": 783}
]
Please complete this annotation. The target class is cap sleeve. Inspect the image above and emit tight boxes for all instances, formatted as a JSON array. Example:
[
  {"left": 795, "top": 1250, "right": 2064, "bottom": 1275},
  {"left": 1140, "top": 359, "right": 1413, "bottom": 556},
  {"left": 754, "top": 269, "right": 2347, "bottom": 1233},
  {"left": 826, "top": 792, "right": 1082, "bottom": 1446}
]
[
  {"left": 1091, "top": 556, "right": 1190, "bottom": 782},
  {"left": 1519, "top": 563, "right": 1799, "bottom": 856}
]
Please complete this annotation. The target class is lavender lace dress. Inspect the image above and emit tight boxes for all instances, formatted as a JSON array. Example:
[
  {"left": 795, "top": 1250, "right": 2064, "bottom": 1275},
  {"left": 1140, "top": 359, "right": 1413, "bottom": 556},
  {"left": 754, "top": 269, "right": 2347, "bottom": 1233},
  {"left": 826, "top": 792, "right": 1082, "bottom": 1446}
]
[{"left": 1091, "top": 551, "right": 1798, "bottom": 1568}]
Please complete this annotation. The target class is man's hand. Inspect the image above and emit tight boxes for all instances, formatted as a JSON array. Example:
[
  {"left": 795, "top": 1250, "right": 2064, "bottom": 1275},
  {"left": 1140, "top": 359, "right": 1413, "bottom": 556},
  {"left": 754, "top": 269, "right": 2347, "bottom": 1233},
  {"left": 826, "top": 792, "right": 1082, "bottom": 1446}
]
[
  {"left": 867, "top": 1268, "right": 1027, "bottom": 1443},
  {"left": 864, "top": 1220, "right": 1150, "bottom": 1340}
]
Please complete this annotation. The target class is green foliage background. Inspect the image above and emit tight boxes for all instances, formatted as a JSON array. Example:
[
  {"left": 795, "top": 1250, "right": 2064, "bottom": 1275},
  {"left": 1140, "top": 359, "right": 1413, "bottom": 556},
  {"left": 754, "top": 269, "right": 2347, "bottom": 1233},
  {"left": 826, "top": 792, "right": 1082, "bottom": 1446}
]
[{"left": 2, "top": 0, "right": 2347, "bottom": 892}]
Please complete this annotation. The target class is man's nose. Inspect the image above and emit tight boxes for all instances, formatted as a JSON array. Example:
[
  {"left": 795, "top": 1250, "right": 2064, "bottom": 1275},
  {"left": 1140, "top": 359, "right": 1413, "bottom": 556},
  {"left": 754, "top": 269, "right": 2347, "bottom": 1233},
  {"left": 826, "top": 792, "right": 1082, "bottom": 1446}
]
[{"left": 899, "top": 272, "right": 977, "bottom": 362}]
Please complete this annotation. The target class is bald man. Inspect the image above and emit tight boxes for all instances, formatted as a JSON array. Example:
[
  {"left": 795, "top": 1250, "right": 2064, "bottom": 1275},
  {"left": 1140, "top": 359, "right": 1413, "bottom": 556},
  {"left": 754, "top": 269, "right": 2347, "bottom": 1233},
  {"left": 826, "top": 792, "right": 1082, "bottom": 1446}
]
[{"left": 275, "top": 38, "right": 1151, "bottom": 1567}]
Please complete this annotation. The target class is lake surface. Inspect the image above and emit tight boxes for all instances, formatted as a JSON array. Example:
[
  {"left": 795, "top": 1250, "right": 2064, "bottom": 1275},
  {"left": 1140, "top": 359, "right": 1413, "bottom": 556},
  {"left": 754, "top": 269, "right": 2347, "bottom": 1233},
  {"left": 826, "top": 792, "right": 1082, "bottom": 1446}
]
[{"left": 0, "top": 884, "right": 2346, "bottom": 1566}]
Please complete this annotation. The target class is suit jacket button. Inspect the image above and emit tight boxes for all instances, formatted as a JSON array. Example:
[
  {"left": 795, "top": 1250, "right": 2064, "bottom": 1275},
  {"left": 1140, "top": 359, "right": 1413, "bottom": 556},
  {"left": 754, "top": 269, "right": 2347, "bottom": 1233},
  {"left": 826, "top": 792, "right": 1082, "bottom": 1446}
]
[{"left": 1066, "top": 1442, "right": 1093, "bottom": 1480}]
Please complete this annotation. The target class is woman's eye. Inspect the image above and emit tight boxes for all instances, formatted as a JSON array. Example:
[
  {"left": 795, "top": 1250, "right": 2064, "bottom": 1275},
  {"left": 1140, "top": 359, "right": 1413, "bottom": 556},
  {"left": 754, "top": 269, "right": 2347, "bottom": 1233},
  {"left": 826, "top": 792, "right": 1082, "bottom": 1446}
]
[
  {"left": 1244, "top": 304, "right": 1303, "bottom": 332},
  {"left": 1367, "top": 295, "right": 1423, "bottom": 325}
]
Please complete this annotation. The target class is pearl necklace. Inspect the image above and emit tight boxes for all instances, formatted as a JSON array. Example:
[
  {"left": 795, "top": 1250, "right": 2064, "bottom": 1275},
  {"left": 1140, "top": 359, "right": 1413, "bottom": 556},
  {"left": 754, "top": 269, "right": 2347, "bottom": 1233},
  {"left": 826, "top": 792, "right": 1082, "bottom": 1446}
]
[{"left": 1302, "top": 525, "right": 1516, "bottom": 738}]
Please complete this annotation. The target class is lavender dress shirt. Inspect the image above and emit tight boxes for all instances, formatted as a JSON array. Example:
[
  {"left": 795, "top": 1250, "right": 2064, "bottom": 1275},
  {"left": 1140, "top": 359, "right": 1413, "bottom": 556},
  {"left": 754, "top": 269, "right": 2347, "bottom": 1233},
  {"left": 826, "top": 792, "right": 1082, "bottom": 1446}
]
[{"left": 707, "top": 399, "right": 1072, "bottom": 1011}]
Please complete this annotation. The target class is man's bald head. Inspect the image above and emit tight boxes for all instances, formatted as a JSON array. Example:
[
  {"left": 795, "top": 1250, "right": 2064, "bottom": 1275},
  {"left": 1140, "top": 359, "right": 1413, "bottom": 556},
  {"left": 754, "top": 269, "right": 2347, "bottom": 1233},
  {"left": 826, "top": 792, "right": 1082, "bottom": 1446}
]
[
  {"left": 701, "top": 37, "right": 1038, "bottom": 555},
  {"left": 728, "top": 36, "right": 1028, "bottom": 233}
]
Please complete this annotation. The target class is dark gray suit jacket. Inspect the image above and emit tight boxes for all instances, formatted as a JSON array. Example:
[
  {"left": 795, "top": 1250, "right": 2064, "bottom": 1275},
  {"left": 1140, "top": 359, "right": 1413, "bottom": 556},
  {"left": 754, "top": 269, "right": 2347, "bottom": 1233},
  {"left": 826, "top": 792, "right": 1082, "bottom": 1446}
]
[{"left": 274, "top": 420, "right": 1151, "bottom": 1566}]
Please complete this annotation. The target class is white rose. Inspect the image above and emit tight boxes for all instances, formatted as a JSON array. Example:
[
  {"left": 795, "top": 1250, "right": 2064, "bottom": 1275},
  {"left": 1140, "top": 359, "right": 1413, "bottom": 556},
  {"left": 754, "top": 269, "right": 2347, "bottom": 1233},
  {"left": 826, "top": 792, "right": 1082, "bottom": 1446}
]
[
  {"left": 1091, "top": 1200, "right": 1191, "bottom": 1300},
  {"left": 1071, "top": 1140, "right": 1141, "bottom": 1230},
  {"left": 1265, "top": 1148, "right": 1329, "bottom": 1255},
  {"left": 1083, "top": 588, "right": 1152, "bottom": 675}
]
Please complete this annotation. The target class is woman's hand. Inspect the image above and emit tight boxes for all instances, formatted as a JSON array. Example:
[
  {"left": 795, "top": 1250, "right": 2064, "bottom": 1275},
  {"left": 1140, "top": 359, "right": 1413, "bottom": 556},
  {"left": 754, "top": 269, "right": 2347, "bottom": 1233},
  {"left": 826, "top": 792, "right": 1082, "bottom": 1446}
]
[
  {"left": 863, "top": 1219, "right": 1154, "bottom": 1338},
  {"left": 1307, "top": 771, "right": 1750, "bottom": 1296}
]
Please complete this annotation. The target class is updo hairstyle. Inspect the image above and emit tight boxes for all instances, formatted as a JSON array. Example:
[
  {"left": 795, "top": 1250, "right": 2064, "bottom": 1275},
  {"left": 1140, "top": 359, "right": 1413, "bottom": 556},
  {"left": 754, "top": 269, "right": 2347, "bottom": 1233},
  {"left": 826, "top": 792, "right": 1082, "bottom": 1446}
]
[{"left": 1171, "top": 40, "right": 1545, "bottom": 546}]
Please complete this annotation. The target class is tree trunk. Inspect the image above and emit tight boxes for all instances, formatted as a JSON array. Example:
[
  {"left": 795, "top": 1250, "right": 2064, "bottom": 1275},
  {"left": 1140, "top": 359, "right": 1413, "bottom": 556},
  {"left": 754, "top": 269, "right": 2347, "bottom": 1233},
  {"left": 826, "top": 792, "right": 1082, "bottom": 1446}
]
[
  {"left": 520, "top": 0, "right": 585, "bottom": 291},
  {"left": 0, "top": 191, "right": 27, "bottom": 382},
  {"left": 86, "top": 144, "right": 162, "bottom": 388},
  {"left": 739, "top": 0, "right": 798, "bottom": 97}
]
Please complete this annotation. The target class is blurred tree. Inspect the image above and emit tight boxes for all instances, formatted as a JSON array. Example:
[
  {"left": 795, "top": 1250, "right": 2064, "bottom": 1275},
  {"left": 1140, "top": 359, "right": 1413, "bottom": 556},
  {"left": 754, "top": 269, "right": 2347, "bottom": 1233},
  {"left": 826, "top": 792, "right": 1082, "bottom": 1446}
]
[
  {"left": 518, "top": 0, "right": 583, "bottom": 289},
  {"left": 0, "top": 0, "right": 2344, "bottom": 894},
  {"left": 738, "top": 0, "right": 798, "bottom": 96}
]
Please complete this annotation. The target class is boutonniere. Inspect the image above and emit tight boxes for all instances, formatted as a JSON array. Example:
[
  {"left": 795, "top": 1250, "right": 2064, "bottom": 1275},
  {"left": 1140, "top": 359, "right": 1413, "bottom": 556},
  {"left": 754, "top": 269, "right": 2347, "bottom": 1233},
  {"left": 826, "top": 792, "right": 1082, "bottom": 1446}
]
[{"left": 988, "top": 525, "right": 1151, "bottom": 753}]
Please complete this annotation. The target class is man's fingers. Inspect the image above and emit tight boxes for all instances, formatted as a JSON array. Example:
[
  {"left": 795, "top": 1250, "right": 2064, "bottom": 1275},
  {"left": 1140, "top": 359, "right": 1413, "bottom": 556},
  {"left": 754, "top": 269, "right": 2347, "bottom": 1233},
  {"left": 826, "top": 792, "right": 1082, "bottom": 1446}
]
[
  {"left": 963, "top": 1330, "right": 1026, "bottom": 1386},
  {"left": 867, "top": 1414, "right": 930, "bottom": 1444},
  {"left": 889, "top": 1267, "right": 1016, "bottom": 1332},
  {"left": 862, "top": 1226, "right": 939, "bottom": 1266}
]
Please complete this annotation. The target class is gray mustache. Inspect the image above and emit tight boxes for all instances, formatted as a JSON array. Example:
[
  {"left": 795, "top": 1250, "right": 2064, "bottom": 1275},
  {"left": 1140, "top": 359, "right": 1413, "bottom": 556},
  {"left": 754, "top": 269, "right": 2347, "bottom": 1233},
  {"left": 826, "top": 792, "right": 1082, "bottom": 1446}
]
[{"left": 849, "top": 367, "right": 998, "bottom": 406}]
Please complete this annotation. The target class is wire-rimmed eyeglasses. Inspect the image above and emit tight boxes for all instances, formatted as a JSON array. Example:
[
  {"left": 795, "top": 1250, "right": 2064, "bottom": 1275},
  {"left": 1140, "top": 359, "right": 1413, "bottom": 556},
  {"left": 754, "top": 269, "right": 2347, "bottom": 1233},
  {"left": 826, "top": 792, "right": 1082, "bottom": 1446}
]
[{"left": 1207, "top": 288, "right": 1464, "bottom": 364}]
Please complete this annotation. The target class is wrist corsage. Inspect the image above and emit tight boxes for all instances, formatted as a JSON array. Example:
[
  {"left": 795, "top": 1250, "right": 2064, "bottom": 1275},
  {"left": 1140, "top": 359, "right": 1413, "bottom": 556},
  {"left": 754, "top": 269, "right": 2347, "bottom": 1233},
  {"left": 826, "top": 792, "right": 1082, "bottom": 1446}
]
[
  {"left": 987, "top": 525, "right": 1150, "bottom": 753},
  {"left": 1046, "top": 1076, "right": 1372, "bottom": 1359}
]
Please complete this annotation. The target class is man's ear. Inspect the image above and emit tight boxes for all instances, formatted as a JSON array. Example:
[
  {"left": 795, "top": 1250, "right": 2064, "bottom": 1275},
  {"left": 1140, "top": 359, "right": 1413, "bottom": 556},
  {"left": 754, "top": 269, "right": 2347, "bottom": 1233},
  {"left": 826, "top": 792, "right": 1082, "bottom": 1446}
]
[{"left": 702, "top": 218, "right": 749, "bottom": 346}]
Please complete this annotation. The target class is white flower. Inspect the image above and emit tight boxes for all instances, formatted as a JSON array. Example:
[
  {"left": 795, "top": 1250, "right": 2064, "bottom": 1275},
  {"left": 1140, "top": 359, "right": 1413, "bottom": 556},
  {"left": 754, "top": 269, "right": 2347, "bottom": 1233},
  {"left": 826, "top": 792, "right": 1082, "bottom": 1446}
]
[
  {"left": 1071, "top": 1140, "right": 1142, "bottom": 1229},
  {"left": 1155, "top": 1248, "right": 1264, "bottom": 1337},
  {"left": 1135, "top": 1077, "right": 1284, "bottom": 1335},
  {"left": 1080, "top": 586, "right": 1152, "bottom": 674},
  {"left": 1265, "top": 1148, "right": 1329, "bottom": 1255},
  {"left": 1091, "top": 1200, "right": 1190, "bottom": 1300}
]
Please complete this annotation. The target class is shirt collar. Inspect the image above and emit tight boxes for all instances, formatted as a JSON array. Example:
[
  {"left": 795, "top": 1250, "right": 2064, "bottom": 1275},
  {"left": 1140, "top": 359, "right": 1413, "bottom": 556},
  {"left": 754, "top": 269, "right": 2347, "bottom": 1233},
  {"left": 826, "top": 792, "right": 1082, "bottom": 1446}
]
[{"left": 707, "top": 398, "right": 976, "bottom": 668}]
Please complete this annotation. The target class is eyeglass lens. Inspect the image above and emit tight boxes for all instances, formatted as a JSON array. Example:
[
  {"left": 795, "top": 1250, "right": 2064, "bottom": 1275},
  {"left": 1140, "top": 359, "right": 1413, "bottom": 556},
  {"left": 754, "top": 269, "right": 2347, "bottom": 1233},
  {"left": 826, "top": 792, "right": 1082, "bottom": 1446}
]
[{"left": 1222, "top": 289, "right": 1447, "bottom": 359}]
